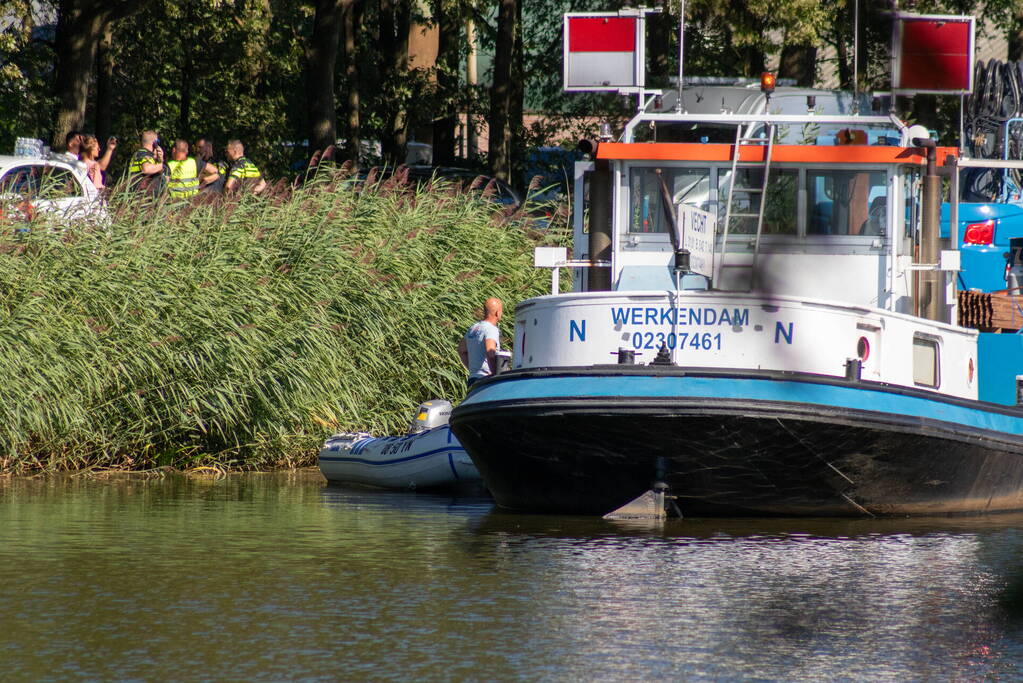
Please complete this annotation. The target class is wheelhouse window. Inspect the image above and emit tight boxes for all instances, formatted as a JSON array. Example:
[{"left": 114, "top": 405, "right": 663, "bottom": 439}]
[
  {"left": 903, "top": 169, "right": 920, "bottom": 239},
  {"left": 912, "top": 335, "right": 940, "bottom": 388},
  {"left": 629, "top": 167, "right": 710, "bottom": 233},
  {"left": 807, "top": 170, "right": 886, "bottom": 236},
  {"left": 719, "top": 169, "right": 798, "bottom": 235}
]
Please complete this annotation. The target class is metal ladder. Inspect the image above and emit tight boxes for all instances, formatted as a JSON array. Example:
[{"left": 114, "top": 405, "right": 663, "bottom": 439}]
[{"left": 714, "top": 123, "right": 775, "bottom": 290}]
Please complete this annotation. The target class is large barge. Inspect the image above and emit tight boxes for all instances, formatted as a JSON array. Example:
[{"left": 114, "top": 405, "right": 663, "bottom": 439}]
[{"left": 450, "top": 11, "right": 1023, "bottom": 516}]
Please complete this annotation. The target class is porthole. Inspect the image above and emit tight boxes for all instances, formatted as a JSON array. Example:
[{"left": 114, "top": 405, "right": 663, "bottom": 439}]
[{"left": 856, "top": 336, "right": 870, "bottom": 361}]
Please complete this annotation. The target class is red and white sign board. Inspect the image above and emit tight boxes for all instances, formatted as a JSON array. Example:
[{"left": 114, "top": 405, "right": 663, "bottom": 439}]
[
  {"left": 563, "top": 13, "right": 642, "bottom": 92},
  {"left": 892, "top": 14, "right": 974, "bottom": 95}
]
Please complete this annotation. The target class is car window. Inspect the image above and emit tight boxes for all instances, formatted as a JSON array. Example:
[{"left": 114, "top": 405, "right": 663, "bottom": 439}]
[
  {"left": 39, "top": 166, "right": 84, "bottom": 200},
  {"left": 0, "top": 165, "right": 41, "bottom": 195},
  {"left": 0, "top": 164, "right": 83, "bottom": 200}
]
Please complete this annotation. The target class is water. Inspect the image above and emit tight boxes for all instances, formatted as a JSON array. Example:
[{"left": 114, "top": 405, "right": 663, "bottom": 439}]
[{"left": 1, "top": 470, "right": 1022, "bottom": 681}]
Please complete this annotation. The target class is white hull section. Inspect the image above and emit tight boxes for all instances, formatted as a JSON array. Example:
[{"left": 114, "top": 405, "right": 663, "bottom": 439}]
[
  {"left": 513, "top": 290, "right": 979, "bottom": 400},
  {"left": 318, "top": 426, "right": 481, "bottom": 490}
]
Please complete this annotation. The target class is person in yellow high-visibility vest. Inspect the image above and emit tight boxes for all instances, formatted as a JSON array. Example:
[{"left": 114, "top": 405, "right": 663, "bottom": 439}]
[
  {"left": 165, "top": 140, "right": 200, "bottom": 199},
  {"left": 224, "top": 140, "right": 267, "bottom": 194},
  {"left": 126, "top": 130, "right": 165, "bottom": 195}
]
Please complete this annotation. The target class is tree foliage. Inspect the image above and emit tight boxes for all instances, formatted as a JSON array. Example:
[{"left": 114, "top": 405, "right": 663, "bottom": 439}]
[{"left": 0, "top": 0, "right": 1020, "bottom": 182}]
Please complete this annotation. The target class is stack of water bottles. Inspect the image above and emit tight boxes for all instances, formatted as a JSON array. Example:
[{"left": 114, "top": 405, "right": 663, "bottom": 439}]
[{"left": 14, "top": 137, "right": 45, "bottom": 157}]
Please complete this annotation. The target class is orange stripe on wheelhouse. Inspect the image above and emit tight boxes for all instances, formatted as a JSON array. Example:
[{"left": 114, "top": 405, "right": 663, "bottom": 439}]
[{"left": 595, "top": 142, "right": 958, "bottom": 166}]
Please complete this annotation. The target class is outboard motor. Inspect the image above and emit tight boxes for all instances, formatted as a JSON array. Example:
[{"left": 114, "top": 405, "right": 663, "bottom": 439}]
[
  {"left": 408, "top": 399, "right": 453, "bottom": 434},
  {"left": 1006, "top": 237, "right": 1023, "bottom": 292}
]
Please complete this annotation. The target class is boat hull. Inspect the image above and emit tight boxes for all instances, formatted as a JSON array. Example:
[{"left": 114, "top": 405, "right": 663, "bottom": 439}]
[
  {"left": 450, "top": 369, "right": 1023, "bottom": 516},
  {"left": 318, "top": 425, "right": 483, "bottom": 491}
]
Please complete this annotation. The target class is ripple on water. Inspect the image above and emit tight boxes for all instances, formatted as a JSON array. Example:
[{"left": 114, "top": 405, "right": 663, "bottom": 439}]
[{"left": 0, "top": 472, "right": 1022, "bottom": 681}]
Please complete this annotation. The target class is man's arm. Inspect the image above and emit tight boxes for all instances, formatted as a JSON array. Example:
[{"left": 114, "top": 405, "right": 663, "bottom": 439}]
[
  {"left": 199, "top": 161, "right": 219, "bottom": 187},
  {"left": 141, "top": 147, "right": 163, "bottom": 175},
  {"left": 484, "top": 338, "right": 498, "bottom": 373},
  {"left": 457, "top": 338, "right": 469, "bottom": 370}
]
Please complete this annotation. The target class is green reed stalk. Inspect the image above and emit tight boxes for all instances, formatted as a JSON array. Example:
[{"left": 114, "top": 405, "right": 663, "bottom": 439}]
[{"left": 0, "top": 172, "right": 569, "bottom": 472}]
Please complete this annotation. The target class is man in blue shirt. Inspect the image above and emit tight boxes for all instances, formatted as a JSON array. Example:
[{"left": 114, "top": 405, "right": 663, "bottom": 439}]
[{"left": 458, "top": 298, "right": 503, "bottom": 387}]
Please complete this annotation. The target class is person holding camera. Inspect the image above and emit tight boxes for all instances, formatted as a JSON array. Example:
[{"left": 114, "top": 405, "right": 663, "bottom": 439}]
[{"left": 126, "top": 130, "right": 165, "bottom": 195}]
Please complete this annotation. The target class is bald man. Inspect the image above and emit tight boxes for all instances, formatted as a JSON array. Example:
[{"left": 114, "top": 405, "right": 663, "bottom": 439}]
[{"left": 458, "top": 297, "right": 504, "bottom": 387}]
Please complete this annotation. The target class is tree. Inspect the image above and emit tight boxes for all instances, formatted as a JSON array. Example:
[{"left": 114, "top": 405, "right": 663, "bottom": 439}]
[
  {"left": 51, "top": 0, "right": 153, "bottom": 150},
  {"left": 306, "top": 0, "right": 346, "bottom": 154},
  {"left": 488, "top": 0, "right": 518, "bottom": 181},
  {"left": 431, "top": 0, "right": 461, "bottom": 165},
  {"left": 377, "top": 0, "right": 412, "bottom": 162},
  {"left": 341, "top": 0, "right": 365, "bottom": 162}
]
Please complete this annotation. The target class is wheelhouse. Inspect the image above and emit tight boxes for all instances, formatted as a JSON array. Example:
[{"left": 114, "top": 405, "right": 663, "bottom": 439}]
[{"left": 573, "top": 112, "right": 958, "bottom": 317}]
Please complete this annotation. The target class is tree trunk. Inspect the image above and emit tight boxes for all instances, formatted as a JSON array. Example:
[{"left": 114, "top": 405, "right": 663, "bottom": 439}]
[
  {"left": 509, "top": 0, "right": 523, "bottom": 185},
  {"left": 52, "top": 0, "right": 106, "bottom": 149},
  {"left": 177, "top": 1, "right": 195, "bottom": 138},
  {"left": 307, "top": 0, "right": 345, "bottom": 153},
  {"left": 432, "top": 0, "right": 459, "bottom": 165},
  {"left": 741, "top": 45, "right": 765, "bottom": 79},
  {"left": 53, "top": 0, "right": 151, "bottom": 150},
  {"left": 488, "top": 0, "right": 516, "bottom": 181},
  {"left": 835, "top": 32, "right": 851, "bottom": 91},
  {"left": 647, "top": 10, "right": 673, "bottom": 86},
  {"left": 379, "top": 0, "right": 410, "bottom": 163},
  {"left": 465, "top": 18, "right": 478, "bottom": 158},
  {"left": 778, "top": 44, "right": 817, "bottom": 87},
  {"left": 95, "top": 18, "right": 114, "bottom": 144},
  {"left": 342, "top": 0, "right": 363, "bottom": 163},
  {"left": 1009, "top": 9, "right": 1023, "bottom": 61}
]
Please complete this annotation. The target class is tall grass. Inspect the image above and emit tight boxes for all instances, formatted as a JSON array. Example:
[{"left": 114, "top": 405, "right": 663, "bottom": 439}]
[{"left": 0, "top": 171, "right": 568, "bottom": 472}]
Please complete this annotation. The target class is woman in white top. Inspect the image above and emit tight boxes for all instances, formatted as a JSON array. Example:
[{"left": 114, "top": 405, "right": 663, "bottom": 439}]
[{"left": 79, "top": 134, "right": 118, "bottom": 192}]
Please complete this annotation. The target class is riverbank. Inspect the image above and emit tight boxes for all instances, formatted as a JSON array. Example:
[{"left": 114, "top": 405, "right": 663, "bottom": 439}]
[{"left": 0, "top": 172, "right": 566, "bottom": 474}]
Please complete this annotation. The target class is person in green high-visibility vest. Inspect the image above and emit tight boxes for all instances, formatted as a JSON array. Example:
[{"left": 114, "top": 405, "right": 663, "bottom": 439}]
[
  {"left": 224, "top": 140, "right": 267, "bottom": 194},
  {"left": 165, "top": 140, "right": 201, "bottom": 199}
]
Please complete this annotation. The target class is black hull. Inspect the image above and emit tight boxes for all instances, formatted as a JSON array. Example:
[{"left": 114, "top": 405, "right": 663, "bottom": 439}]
[{"left": 450, "top": 371, "right": 1023, "bottom": 517}]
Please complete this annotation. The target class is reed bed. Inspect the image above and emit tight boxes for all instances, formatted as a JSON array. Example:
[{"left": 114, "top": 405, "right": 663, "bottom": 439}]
[{"left": 0, "top": 172, "right": 567, "bottom": 473}]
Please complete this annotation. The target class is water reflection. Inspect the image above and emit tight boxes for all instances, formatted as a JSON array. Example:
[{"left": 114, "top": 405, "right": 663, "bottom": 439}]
[{"left": 0, "top": 472, "right": 1021, "bottom": 681}]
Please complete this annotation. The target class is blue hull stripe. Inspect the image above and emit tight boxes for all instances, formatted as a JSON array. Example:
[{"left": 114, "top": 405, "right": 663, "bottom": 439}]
[
  {"left": 320, "top": 446, "right": 466, "bottom": 467},
  {"left": 463, "top": 375, "right": 1023, "bottom": 435}
]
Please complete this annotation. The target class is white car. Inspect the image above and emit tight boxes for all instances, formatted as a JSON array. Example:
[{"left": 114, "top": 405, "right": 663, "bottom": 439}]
[{"left": 0, "top": 153, "right": 106, "bottom": 227}]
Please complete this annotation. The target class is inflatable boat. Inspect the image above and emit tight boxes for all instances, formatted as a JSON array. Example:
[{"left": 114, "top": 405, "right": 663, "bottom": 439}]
[{"left": 318, "top": 400, "right": 483, "bottom": 491}]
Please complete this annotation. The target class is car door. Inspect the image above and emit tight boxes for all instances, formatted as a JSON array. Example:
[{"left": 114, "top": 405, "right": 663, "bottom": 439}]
[
  {"left": 0, "top": 162, "right": 100, "bottom": 224},
  {"left": 0, "top": 165, "right": 39, "bottom": 225},
  {"left": 37, "top": 163, "right": 91, "bottom": 219}
]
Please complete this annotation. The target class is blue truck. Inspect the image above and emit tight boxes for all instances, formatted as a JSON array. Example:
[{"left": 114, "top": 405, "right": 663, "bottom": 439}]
[{"left": 945, "top": 166, "right": 1023, "bottom": 293}]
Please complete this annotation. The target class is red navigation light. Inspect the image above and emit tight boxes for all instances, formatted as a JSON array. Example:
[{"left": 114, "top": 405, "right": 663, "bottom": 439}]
[
  {"left": 760, "top": 72, "right": 776, "bottom": 94},
  {"left": 963, "top": 219, "right": 994, "bottom": 245}
]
